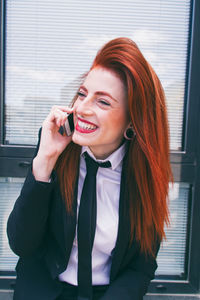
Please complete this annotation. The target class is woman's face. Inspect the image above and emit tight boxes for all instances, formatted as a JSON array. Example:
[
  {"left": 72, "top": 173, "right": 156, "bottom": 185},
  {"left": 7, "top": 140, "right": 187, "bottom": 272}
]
[{"left": 72, "top": 67, "right": 130, "bottom": 159}]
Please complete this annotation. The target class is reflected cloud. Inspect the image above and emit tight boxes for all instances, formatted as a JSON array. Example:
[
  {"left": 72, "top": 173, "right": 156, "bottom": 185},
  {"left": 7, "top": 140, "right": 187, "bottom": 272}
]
[
  {"left": 74, "top": 34, "right": 116, "bottom": 56},
  {"left": 7, "top": 66, "right": 66, "bottom": 83},
  {"left": 131, "top": 29, "right": 169, "bottom": 45}
]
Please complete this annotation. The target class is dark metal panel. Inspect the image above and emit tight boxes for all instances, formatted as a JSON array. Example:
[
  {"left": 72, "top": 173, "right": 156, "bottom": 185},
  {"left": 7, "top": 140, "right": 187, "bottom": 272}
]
[
  {"left": 0, "top": 277, "right": 199, "bottom": 294},
  {"left": 0, "top": 276, "right": 16, "bottom": 290},
  {"left": 0, "top": 0, "right": 5, "bottom": 145},
  {"left": 189, "top": 166, "right": 200, "bottom": 292},
  {"left": 0, "top": 145, "right": 197, "bottom": 165},
  {"left": 170, "top": 152, "right": 196, "bottom": 164},
  {"left": 0, "top": 156, "right": 196, "bottom": 182},
  {"left": 186, "top": 0, "right": 200, "bottom": 293},
  {"left": 183, "top": 0, "right": 200, "bottom": 155},
  {"left": 149, "top": 280, "right": 198, "bottom": 294},
  {"left": 0, "top": 145, "right": 35, "bottom": 158},
  {"left": 171, "top": 163, "right": 195, "bottom": 183},
  {"left": 0, "top": 157, "right": 31, "bottom": 177}
]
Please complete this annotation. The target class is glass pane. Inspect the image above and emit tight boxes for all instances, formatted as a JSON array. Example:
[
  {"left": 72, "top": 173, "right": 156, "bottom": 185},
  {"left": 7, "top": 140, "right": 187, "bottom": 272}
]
[
  {"left": 0, "top": 177, "right": 24, "bottom": 271},
  {"left": 1, "top": 179, "right": 190, "bottom": 276},
  {"left": 156, "top": 182, "right": 190, "bottom": 276},
  {"left": 4, "top": 0, "right": 190, "bottom": 149}
]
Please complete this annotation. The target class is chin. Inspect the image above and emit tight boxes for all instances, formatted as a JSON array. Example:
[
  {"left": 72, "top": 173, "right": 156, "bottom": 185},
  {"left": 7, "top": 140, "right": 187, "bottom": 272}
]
[{"left": 72, "top": 133, "right": 91, "bottom": 147}]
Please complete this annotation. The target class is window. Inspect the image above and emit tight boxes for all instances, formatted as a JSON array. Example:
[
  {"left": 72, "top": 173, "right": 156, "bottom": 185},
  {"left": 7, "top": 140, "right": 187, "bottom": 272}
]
[
  {"left": 1, "top": 0, "right": 200, "bottom": 295},
  {"left": 4, "top": 0, "right": 190, "bottom": 149}
]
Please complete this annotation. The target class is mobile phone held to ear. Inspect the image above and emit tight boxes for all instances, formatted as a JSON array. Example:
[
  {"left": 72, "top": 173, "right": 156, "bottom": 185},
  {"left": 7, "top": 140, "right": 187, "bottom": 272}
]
[{"left": 64, "top": 113, "right": 74, "bottom": 136}]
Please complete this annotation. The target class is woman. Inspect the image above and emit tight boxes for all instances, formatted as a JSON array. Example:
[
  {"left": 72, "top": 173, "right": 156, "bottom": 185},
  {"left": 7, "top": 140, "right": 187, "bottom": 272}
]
[{"left": 7, "top": 37, "right": 173, "bottom": 300}]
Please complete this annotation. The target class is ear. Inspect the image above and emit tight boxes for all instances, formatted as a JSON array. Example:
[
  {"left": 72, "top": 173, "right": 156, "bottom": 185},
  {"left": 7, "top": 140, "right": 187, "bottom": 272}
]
[
  {"left": 124, "top": 123, "right": 136, "bottom": 140},
  {"left": 126, "top": 122, "right": 133, "bottom": 130}
]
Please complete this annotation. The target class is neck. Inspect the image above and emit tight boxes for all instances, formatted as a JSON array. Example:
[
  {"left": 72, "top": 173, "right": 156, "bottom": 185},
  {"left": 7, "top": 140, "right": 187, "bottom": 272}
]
[{"left": 88, "top": 140, "right": 126, "bottom": 160}]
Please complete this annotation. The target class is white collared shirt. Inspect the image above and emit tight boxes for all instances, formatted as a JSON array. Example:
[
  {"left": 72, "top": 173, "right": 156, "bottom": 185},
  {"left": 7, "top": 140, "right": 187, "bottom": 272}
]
[{"left": 58, "top": 143, "right": 126, "bottom": 285}]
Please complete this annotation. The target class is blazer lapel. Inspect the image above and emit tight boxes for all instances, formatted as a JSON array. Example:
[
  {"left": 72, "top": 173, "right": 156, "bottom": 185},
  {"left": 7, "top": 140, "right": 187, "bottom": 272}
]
[
  {"left": 49, "top": 174, "right": 78, "bottom": 259},
  {"left": 110, "top": 154, "right": 131, "bottom": 281}
]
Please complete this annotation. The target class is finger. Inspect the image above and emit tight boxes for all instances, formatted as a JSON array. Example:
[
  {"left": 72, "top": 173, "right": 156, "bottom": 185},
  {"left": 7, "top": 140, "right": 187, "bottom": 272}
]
[
  {"left": 48, "top": 108, "right": 67, "bottom": 124},
  {"left": 54, "top": 112, "right": 66, "bottom": 128},
  {"left": 51, "top": 105, "right": 74, "bottom": 114},
  {"left": 49, "top": 107, "right": 73, "bottom": 123},
  {"left": 55, "top": 116, "right": 61, "bottom": 128}
]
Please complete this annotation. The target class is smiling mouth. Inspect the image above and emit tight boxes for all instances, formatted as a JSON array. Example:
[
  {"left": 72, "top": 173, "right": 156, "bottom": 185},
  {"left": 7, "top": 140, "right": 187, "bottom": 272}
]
[{"left": 76, "top": 119, "right": 98, "bottom": 133}]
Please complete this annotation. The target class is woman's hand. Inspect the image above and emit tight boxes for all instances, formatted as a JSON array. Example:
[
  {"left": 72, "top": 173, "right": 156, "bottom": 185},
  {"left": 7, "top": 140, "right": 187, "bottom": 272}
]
[{"left": 33, "top": 106, "right": 74, "bottom": 182}]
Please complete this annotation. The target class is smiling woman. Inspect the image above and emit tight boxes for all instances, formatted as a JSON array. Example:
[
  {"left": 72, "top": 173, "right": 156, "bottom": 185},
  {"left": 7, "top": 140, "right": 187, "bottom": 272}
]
[
  {"left": 7, "top": 37, "right": 173, "bottom": 300},
  {"left": 72, "top": 67, "right": 130, "bottom": 159}
]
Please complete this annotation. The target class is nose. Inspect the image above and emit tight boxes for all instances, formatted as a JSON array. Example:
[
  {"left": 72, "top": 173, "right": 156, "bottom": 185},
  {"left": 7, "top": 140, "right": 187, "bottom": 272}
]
[{"left": 74, "top": 96, "right": 94, "bottom": 117}]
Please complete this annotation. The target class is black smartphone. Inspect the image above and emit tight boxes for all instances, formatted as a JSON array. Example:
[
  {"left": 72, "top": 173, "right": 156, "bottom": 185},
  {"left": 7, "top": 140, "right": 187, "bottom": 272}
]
[{"left": 64, "top": 113, "right": 74, "bottom": 136}]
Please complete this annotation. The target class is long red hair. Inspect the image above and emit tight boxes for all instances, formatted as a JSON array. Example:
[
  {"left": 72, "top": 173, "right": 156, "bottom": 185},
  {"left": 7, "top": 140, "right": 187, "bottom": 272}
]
[{"left": 55, "top": 37, "right": 173, "bottom": 256}]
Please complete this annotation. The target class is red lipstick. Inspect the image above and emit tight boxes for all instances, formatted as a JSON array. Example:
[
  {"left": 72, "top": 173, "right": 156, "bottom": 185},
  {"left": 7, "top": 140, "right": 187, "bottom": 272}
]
[
  {"left": 75, "top": 123, "right": 97, "bottom": 133},
  {"left": 75, "top": 117, "right": 98, "bottom": 134},
  {"left": 77, "top": 117, "right": 98, "bottom": 127}
]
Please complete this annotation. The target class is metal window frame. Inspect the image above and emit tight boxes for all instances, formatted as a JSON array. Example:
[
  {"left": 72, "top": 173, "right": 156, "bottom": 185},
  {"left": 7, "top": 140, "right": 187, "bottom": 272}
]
[
  {"left": 149, "top": 0, "right": 200, "bottom": 294},
  {"left": 0, "top": 0, "right": 200, "bottom": 295}
]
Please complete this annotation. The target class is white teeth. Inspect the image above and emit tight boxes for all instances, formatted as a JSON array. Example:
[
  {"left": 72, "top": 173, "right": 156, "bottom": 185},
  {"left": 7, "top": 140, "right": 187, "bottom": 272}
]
[{"left": 78, "top": 120, "right": 97, "bottom": 130}]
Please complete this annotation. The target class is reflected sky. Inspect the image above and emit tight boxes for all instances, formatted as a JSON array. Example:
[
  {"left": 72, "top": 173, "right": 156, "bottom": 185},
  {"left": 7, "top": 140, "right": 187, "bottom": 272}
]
[{"left": 4, "top": 0, "right": 190, "bottom": 147}]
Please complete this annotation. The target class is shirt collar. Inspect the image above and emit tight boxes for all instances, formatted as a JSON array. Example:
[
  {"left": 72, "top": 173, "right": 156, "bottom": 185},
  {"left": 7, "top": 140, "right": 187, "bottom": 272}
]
[{"left": 81, "top": 142, "right": 127, "bottom": 171}]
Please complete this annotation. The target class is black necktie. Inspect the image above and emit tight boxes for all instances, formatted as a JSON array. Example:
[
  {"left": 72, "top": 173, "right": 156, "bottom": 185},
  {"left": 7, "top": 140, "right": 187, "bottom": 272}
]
[{"left": 77, "top": 152, "right": 111, "bottom": 300}]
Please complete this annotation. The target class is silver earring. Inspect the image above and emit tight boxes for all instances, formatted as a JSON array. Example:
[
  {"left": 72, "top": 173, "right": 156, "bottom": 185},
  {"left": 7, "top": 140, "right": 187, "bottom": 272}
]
[{"left": 124, "top": 126, "right": 136, "bottom": 140}]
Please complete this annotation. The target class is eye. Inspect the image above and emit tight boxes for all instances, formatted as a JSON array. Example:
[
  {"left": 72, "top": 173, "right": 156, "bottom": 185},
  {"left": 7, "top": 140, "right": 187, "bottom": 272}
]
[
  {"left": 77, "top": 91, "right": 86, "bottom": 98},
  {"left": 98, "top": 99, "right": 111, "bottom": 106}
]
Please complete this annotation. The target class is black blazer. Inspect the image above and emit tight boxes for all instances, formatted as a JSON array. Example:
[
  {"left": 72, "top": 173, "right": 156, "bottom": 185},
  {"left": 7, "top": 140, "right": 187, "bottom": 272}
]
[{"left": 7, "top": 133, "right": 160, "bottom": 300}]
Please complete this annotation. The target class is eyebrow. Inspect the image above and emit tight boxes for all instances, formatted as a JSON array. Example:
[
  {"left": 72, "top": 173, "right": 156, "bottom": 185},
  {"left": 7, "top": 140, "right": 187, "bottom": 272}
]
[{"left": 79, "top": 85, "right": 118, "bottom": 102}]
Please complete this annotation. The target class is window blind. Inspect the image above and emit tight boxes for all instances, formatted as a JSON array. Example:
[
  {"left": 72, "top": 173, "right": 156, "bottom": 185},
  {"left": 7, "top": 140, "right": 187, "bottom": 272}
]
[
  {"left": 4, "top": 0, "right": 191, "bottom": 149},
  {"left": 0, "top": 177, "right": 23, "bottom": 271},
  {"left": 0, "top": 178, "right": 190, "bottom": 276},
  {"left": 156, "top": 183, "right": 190, "bottom": 276}
]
